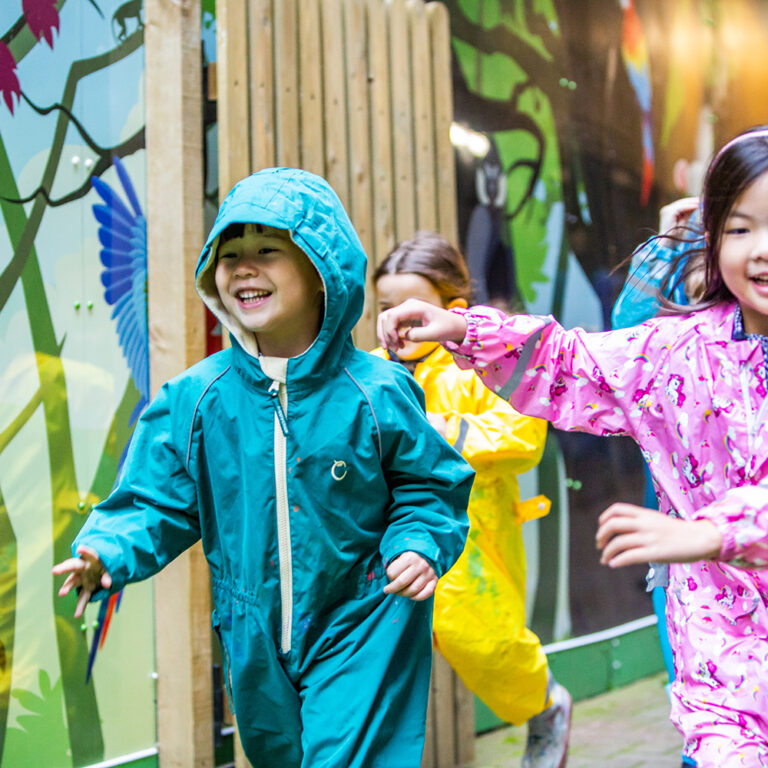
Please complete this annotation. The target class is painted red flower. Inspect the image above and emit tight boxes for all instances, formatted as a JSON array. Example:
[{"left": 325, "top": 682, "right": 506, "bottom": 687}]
[
  {"left": 0, "top": 44, "right": 20, "bottom": 114},
  {"left": 23, "top": 0, "right": 60, "bottom": 49}
]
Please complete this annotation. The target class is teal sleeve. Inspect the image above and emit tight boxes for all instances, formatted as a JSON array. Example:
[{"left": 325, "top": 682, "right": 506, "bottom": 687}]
[
  {"left": 73, "top": 382, "right": 201, "bottom": 598},
  {"left": 378, "top": 375, "right": 473, "bottom": 577}
]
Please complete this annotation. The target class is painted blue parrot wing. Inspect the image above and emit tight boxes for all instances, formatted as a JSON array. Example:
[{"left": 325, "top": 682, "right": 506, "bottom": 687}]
[{"left": 92, "top": 157, "right": 149, "bottom": 419}]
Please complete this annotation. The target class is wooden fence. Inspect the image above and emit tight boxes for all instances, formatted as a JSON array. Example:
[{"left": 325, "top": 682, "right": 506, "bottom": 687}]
[
  {"left": 216, "top": 0, "right": 458, "bottom": 350},
  {"left": 214, "top": 1, "right": 474, "bottom": 766}
]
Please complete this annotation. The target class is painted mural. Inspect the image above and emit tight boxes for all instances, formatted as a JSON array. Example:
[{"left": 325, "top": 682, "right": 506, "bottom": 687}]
[
  {"left": 445, "top": 0, "right": 768, "bottom": 639},
  {"left": 0, "top": 1, "right": 154, "bottom": 766}
]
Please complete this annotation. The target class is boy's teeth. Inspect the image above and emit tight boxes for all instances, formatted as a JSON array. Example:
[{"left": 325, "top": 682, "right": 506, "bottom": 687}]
[{"left": 239, "top": 290, "right": 269, "bottom": 300}]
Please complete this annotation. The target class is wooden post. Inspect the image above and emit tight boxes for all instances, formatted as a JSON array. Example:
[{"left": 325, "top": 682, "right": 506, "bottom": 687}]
[
  {"left": 427, "top": 2, "right": 457, "bottom": 245},
  {"left": 145, "top": 1, "right": 211, "bottom": 766}
]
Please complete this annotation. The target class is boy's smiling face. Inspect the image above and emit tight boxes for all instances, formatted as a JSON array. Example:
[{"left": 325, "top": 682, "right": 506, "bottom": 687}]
[{"left": 215, "top": 223, "right": 324, "bottom": 357}]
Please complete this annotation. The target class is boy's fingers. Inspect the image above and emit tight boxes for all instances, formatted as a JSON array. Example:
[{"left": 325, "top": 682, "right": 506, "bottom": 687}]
[
  {"left": 75, "top": 544, "right": 101, "bottom": 563},
  {"left": 75, "top": 589, "right": 92, "bottom": 619},
  {"left": 411, "top": 579, "right": 437, "bottom": 601},
  {"left": 101, "top": 572, "right": 112, "bottom": 589},
  {"left": 52, "top": 556, "right": 85, "bottom": 576},
  {"left": 58, "top": 572, "right": 80, "bottom": 597},
  {"left": 383, "top": 565, "right": 416, "bottom": 594}
]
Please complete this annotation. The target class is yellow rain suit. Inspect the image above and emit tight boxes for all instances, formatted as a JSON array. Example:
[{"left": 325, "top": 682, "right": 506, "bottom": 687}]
[{"left": 373, "top": 343, "right": 551, "bottom": 724}]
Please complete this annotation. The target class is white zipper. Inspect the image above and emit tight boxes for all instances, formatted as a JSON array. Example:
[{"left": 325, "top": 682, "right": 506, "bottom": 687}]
[{"left": 269, "top": 379, "right": 292, "bottom": 653}]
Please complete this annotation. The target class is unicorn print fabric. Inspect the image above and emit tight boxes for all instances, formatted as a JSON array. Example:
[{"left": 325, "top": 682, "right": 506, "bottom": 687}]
[{"left": 446, "top": 302, "right": 768, "bottom": 766}]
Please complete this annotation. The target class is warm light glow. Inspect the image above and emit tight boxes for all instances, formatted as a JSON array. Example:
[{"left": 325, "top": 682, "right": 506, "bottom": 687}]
[{"left": 450, "top": 123, "right": 491, "bottom": 158}]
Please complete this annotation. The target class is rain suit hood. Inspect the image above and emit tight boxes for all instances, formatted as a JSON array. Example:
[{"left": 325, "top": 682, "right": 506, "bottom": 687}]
[{"left": 196, "top": 167, "right": 365, "bottom": 374}]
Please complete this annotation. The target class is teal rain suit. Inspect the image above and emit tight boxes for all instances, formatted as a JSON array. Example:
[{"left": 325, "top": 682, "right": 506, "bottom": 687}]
[{"left": 74, "top": 168, "right": 473, "bottom": 767}]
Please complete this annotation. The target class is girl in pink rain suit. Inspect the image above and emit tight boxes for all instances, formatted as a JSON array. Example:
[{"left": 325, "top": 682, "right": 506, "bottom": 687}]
[{"left": 378, "top": 127, "right": 768, "bottom": 767}]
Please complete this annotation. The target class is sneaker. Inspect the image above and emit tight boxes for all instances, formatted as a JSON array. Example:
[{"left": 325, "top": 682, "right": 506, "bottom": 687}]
[{"left": 521, "top": 682, "right": 572, "bottom": 768}]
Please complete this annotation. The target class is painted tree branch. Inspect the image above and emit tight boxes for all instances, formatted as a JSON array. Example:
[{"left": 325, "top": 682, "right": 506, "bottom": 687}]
[
  {"left": 0, "top": 26, "right": 143, "bottom": 316},
  {"left": 0, "top": 387, "right": 42, "bottom": 456},
  {"left": 1, "top": 124, "right": 145, "bottom": 207}
]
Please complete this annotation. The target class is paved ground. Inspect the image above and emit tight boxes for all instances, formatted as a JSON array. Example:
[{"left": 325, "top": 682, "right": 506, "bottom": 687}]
[{"left": 471, "top": 673, "right": 685, "bottom": 768}]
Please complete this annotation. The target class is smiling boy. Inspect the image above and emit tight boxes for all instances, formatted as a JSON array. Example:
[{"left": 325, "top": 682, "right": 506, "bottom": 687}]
[{"left": 53, "top": 168, "right": 472, "bottom": 767}]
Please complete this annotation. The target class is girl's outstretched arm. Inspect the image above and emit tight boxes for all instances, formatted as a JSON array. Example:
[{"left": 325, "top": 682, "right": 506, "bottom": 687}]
[{"left": 595, "top": 503, "right": 722, "bottom": 567}]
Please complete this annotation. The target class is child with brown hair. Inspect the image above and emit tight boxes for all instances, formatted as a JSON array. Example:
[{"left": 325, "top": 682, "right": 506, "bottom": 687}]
[{"left": 373, "top": 231, "right": 571, "bottom": 768}]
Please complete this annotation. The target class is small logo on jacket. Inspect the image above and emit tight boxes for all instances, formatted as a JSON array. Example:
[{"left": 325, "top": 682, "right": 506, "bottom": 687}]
[{"left": 331, "top": 460, "right": 348, "bottom": 481}]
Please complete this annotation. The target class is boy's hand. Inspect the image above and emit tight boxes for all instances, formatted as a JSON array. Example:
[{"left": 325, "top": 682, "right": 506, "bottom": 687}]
[
  {"left": 377, "top": 298, "right": 467, "bottom": 352},
  {"left": 596, "top": 503, "right": 722, "bottom": 568},
  {"left": 52, "top": 545, "right": 112, "bottom": 618},
  {"left": 384, "top": 552, "right": 438, "bottom": 601}
]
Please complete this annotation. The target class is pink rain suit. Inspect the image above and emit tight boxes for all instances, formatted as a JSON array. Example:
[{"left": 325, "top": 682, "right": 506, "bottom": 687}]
[{"left": 447, "top": 301, "right": 768, "bottom": 767}]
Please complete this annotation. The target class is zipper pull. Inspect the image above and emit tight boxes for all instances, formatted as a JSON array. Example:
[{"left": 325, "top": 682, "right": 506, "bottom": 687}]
[{"left": 268, "top": 380, "right": 289, "bottom": 437}]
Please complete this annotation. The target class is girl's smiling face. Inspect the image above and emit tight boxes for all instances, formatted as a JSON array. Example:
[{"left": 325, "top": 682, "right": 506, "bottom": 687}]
[{"left": 718, "top": 169, "right": 768, "bottom": 336}]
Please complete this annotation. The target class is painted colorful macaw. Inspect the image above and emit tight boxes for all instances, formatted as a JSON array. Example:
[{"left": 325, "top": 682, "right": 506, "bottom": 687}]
[
  {"left": 85, "top": 155, "right": 148, "bottom": 681},
  {"left": 618, "top": 0, "right": 654, "bottom": 206}
]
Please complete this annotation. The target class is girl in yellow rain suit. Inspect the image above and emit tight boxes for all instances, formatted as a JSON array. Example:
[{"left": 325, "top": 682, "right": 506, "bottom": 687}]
[{"left": 373, "top": 232, "right": 571, "bottom": 768}]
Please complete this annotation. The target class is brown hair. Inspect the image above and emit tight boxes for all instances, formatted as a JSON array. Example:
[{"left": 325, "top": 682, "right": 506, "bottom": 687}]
[{"left": 373, "top": 231, "right": 472, "bottom": 305}]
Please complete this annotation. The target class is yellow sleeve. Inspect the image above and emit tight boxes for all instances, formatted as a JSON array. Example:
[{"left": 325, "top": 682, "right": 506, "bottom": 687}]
[{"left": 442, "top": 375, "right": 547, "bottom": 474}]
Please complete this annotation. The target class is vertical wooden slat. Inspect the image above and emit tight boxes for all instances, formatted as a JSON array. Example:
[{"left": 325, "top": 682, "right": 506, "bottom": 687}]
[
  {"left": 368, "top": 0, "right": 395, "bottom": 270},
  {"left": 322, "top": 0, "right": 350, "bottom": 206},
  {"left": 408, "top": 0, "right": 438, "bottom": 232},
  {"left": 455, "top": 671, "right": 476, "bottom": 765},
  {"left": 216, "top": 0, "right": 251, "bottom": 197},
  {"left": 433, "top": 651, "right": 457, "bottom": 767},
  {"left": 299, "top": 0, "right": 325, "bottom": 175},
  {"left": 249, "top": 0, "right": 276, "bottom": 173},
  {"left": 345, "top": 0, "right": 377, "bottom": 350},
  {"left": 274, "top": 0, "right": 301, "bottom": 167},
  {"left": 420, "top": 663, "right": 437, "bottom": 768},
  {"left": 427, "top": 1, "right": 458, "bottom": 244},
  {"left": 388, "top": 0, "right": 417, "bottom": 241},
  {"left": 145, "top": 2, "right": 210, "bottom": 767},
  {"left": 233, "top": 715, "right": 252, "bottom": 768}
]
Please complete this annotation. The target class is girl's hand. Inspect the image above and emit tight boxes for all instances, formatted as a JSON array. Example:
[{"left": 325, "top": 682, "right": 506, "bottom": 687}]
[
  {"left": 52, "top": 545, "right": 112, "bottom": 618},
  {"left": 596, "top": 503, "right": 723, "bottom": 568},
  {"left": 377, "top": 298, "right": 467, "bottom": 352},
  {"left": 384, "top": 551, "right": 438, "bottom": 601},
  {"left": 659, "top": 197, "right": 699, "bottom": 245}
]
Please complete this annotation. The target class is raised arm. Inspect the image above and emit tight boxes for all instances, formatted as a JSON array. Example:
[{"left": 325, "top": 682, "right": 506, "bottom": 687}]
[
  {"left": 378, "top": 299, "right": 667, "bottom": 439},
  {"left": 61, "top": 382, "right": 202, "bottom": 603}
]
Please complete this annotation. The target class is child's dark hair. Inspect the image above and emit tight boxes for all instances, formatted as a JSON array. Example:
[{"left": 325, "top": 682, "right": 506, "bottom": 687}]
[
  {"left": 658, "top": 126, "right": 768, "bottom": 313},
  {"left": 374, "top": 231, "right": 472, "bottom": 305},
  {"left": 217, "top": 222, "right": 265, "bottom": 253}
]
